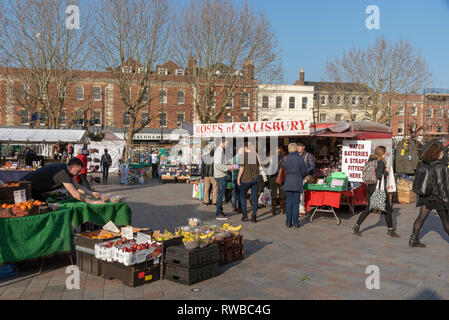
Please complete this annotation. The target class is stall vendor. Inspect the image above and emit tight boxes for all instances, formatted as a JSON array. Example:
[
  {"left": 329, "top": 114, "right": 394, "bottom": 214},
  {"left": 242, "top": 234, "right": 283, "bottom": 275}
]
[{"left": 21, "top": 158, "right": 105, "bottom": 204}]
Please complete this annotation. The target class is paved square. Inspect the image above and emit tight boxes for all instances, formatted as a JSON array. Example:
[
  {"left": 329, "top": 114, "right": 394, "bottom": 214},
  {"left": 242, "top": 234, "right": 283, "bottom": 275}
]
[{"left": 1, "top": 176, "right": 448, "bottom": 300}]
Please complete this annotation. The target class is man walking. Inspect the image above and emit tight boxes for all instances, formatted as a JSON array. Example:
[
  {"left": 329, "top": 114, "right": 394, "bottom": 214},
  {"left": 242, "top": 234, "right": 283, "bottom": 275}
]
[
  {"left": 214, "top": 138, "right": 236, "bottom": 220},
  {"left": 201, "top": 147, "right": 218, "bottom": 206},
  {"left": 151, "top": 150, "right": 159, "bottom": 179},
  {"left": 101, "top": 149, "right": 112, "bottom": 183},
  {"left": 297, "top": 142, "right": 315, "bottom": 215}
]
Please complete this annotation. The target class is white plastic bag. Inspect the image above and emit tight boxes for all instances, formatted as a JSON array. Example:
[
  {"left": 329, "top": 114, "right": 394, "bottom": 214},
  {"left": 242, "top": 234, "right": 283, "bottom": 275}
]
[{"left": 258, "top": 187, "right": 272, "bottom": 206}]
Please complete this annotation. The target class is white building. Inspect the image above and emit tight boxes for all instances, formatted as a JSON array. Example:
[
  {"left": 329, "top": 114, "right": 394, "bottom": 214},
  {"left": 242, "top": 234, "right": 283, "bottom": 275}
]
[{"left": 257, "top": 70, "right": 314, "bottom": 122}]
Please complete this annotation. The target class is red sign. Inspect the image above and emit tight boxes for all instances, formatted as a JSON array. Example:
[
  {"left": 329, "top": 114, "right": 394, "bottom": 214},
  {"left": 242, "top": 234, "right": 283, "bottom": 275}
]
[{"left": 194, "top": 119, "right": 310, "bottom": 137}]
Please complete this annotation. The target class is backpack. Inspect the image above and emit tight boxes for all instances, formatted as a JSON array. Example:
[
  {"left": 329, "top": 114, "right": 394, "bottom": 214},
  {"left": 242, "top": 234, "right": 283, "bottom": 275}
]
[
  {"left": 362, "top": 160, "right": 379, "bottom": 184},
  {"left": 412, "top": 163, "right": 433, "bottom": 196}
]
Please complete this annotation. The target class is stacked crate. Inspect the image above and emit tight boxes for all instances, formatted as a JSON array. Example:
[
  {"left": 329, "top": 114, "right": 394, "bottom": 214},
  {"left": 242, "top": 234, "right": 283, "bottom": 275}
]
[
  {"left": 163, "top": 243, "right": 220, "bottom": 286},
  {"left": 101, "top": 259, "right": 160, "bottom": 287},
  {"left": 216, "top": 235, "right": 244, "bottom": 266},
  {"left": 396, "top": 178, "right": 416, "bottom": 204}
]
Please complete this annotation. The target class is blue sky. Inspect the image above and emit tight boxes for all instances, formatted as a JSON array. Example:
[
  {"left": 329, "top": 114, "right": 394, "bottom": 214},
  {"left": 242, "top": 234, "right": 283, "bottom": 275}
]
[{"left": 246, "top": 0, "right": 449, "bottom": 89}]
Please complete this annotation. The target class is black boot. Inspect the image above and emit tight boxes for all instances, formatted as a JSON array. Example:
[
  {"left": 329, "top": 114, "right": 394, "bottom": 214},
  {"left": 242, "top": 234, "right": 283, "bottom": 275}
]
[
  {"left": 387, "top": 228, "right": 400, "bottom": 238},
  {"left": 251, "top": 216, "right": 257, "bottom": 223},
  {"left": 409, "top": 235, "right": 426, "bottom": 247},
  {"left": 241, "top": 214, "right": 249, "bottom": 222},
  {"left": 352, "top": 224, "right": 362, "bottom": 236}
]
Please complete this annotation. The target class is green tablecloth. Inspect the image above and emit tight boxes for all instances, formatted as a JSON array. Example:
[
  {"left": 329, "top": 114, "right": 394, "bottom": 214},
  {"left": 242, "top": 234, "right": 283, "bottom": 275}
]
[
  {"left": 57, "top": 199, "right": 132, "bottom": 228},
  {"left": 0, "top": 208, "right": 73, "bottom": 265}
]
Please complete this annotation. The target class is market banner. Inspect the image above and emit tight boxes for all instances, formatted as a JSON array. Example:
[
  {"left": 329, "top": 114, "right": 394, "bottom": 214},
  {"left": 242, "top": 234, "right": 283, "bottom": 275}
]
[
  {"left": 342, "top": 140, "right": 371, "bottom": 182},
  {"left": 194, "top": 119, "right": 310, "bottom": 138}
]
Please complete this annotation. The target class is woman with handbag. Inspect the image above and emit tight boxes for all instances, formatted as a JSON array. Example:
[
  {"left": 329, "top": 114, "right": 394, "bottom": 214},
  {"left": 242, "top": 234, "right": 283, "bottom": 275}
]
[
  {"left": 279, "top": 143, "right": 308, "bottom": 228},
  {"left": 409, "top": 142, "right": 449, "bottom": 247},
  {"left": 352, "top": 146, "right": 400, "bottom": 237}
]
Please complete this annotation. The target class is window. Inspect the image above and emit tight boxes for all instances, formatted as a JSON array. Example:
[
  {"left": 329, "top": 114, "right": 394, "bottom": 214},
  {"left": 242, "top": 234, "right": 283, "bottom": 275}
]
[
  {"left": 398, "top": 106, "right": 404, "bottom": 115},
  {"left": 367, "top": 96, "right": 373, "bottom": 105},
  {"left": 123, "top": 112, "right": 130, "bottom": 126},
  {"left": 93, "top": 87, "right": 102, "bottom": 101},
  {"left": 177, "top": 113, "right": 184, "bottom": 127},
  {"left": 398, "top": 122, "right": 404, "bottom": 134},
  {"left": 276, "top": 96, "right": 282, "bottom": 108},
  {"left": 426, "top": 109, "right": 433, "bottom": 118},
  {"left": 328, "top": 95, "right": 333, "bottom": 105},
  {"left": 137, "top": 67, "right": 147, "bottom": 74},
  {"left": 158, "top": 68, "right": 168, "bottom": 75},
  {"left": 142, "top": 88, "right": 149, "bottom": 102},
  {"left": 74, "top": 109, "right": 84, "bottom": 125},
  {"left": 224, "top": 115, "right": 233, "bottom": 122},
  {"left": 59, "top": 110, "right": 66, "bottom": 124},
  {"left": 39, "top": 112, "right": 47, "bottom": 126},
  {"left": 42, "top": 91, "right": 48, "bottom": 100},
  {"left": 177, "top": 90, "right": 185, "bottom": 104},
  {"left": 437, "top": 125, "right": 443, "bottom": 133},
  {"left": 175, "top": 69, "right": 184, "bottom": 76},
  {"left": 359, "top": 96, "right": 363, "bottom": 105},
  {"left": 20, "top": 109, "right": 29, "bottom": 124},
  {"left": 335, "top": 114, "right": 342, "bottom": 121},
  {"left": 76, "top": 86, "right": 84, "bottom": 100},
  {"left": 319, "top": 113, "right": 326, "bottom": 122},
  {"left": 336, "top": 96, "right": 342, "bottom": 105},
  {"left": 20, "top": 84, "right": 29, "bottom": 99},
  {"left": 226, "top": 93, "right": 234, "bottom": 108},
  {"left": 352, "top": 96, "right": 357, "bottom": 106},
  {"left": 92, "top": 111, "right": 101, "bottom": 125},
  {"left": 160, "top": 89, "right": 167, "bottom": 104},
  {"left": 438, "top": 109, "right": 443, "bottom": 118},
  {"left": 160, "top": 112, "right": 167, "bottom": 127},
  {"left": 411, "top": 104, "right": 417, "bottom": 116},
  {"left": 262, "top": 96, "right": 269, "bottom": 108},
  {"left": 289, "top": 97, "right": 295, "bottom": 109},
  {"left": 210, "top": 90, "right": 216, "bottom": 108},
  {"left": 241, "top": 116, "right": 249, "bottom": 122},
  {"left": 344, "top": 95, "right": 349, "bottom": 104},
  {"left": 352, "top": 114, "right": 358, "bottom": 121},
  {"left": 142, "top": 112, "right": 149, "bottom": 126},
  {"left": 122, "top": 66, "right": 131, "bottom": 73},
  {"left": 320, "top": 95, "right": 326, "bottom": 105},
  {"left": 302, "top": 97, "right": 308, "bottom": 109},
  {"left": 240, "top": 93, "right": 249, "bottom": 109}
]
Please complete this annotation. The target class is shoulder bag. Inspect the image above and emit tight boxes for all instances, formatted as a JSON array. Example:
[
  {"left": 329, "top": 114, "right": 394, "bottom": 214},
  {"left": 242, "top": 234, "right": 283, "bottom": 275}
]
[
  {"left": 369, "top": 175, "right": 386, "bottom": 212},
  {"left": 276, "top": 157, "right": 287, "bottom": 185}
]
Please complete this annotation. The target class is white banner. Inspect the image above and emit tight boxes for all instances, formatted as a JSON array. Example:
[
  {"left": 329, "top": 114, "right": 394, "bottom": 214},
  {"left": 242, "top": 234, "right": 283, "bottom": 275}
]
[
  {"left": 342, "top": 140, "right": 371, "bottom": 182},
  {"left": 194, "top": 119, "right": 310, "bottom": 138}
]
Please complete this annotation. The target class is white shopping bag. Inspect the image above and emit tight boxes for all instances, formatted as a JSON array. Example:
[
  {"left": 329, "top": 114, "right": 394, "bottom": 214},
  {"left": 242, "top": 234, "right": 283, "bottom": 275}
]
[{"left": 258, "top": 187, "right": 272, "bottom": 206}]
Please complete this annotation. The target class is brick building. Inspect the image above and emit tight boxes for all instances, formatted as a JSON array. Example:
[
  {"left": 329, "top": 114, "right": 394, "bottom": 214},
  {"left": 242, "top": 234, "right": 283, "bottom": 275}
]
[{"left": 390, "top": 93, "right": 424, "bottom": 140}]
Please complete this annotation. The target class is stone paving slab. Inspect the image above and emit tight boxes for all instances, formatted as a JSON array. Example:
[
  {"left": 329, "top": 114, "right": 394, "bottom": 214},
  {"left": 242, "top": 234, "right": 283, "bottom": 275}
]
[{"left": 1, "top": 175, "right": 448, "bottom": 300}]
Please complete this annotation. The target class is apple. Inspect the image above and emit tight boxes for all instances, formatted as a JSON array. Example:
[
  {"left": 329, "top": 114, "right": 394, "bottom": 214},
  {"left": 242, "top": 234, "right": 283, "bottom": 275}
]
[
  {"left": 144, "top": 243, "right": 149, "bottom": 249},
  {"left": 133, "top": 244, "right": 138, "bottom": 249},
  {"left": 121, "top": 237, "right": 126, "bottom": 242}
]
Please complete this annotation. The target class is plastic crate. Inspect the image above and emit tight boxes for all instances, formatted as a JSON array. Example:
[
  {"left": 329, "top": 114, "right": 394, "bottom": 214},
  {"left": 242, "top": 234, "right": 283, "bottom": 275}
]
[
  {"left": 76, "top": 247, "right": 102, "bottom": 276},
  {"left": 215, "top": 235, "right": 243, "bottom": 250},
  {"left": 304, "top": 184, "right": 329, "bottom": 191},
  {"left": 101, "top": 259, "right": 160, "bottom": 287},
  {"left": 219, "top": 247, "right": 244, "bottom": 266},
  {"left": 164, "top": 244, "right": 220, "bottom": 269},
  {"left": 164, "top": 262, "right": 220, "bottom": 286}
]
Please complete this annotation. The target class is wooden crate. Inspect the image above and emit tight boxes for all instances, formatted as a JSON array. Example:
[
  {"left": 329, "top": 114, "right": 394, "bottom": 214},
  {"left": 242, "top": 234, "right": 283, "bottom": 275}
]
[{"left": 397, "top": 191, "right": 416, "bottom": 204}]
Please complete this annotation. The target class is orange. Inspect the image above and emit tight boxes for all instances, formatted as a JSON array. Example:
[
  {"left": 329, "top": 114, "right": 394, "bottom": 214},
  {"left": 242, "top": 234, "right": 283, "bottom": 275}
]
[
  {"left": 20, "top": 205, "right": 27, "bottom": 210},
  {"left": 1, "top": 204, "right": 7, "bottom": 208}
]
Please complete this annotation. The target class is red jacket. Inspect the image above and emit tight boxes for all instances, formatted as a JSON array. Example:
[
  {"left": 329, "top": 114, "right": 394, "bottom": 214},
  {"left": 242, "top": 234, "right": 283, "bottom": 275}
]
[{"left": 76, "top": 153, "right": 88, "bottom": 175}]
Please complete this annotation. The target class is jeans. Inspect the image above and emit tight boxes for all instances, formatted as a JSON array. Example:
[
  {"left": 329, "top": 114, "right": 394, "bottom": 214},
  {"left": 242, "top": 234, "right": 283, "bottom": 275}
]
[
  {"left": 232, "top": 178, "right": 241, "bottom": 210},
  {"left": 215, "top": 177, "right": 227, "bottom": 216},
  {"left": 102, "top": 164, "right": 110, "bottom": 182},
  {"left": 239, "top": 179, "right": 258, "bottom": 218},
  {"left": 285, "top": 191, "right": 300, "bottom": 227}
]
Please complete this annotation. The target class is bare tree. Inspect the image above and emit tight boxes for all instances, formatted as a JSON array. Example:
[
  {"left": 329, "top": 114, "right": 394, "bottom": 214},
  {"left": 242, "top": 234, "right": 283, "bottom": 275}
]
[
  {"left": 93, "top": 0, "right": 171, "bottom": 161},
  {"left": 172, "top": 0, "right": 282, "bottom": 123},
  {"left": 325, "top": 37, "right": 432, "bottom": 124},
  {"left": 0, "top": 0, "right": 91, "bottom": 128}
]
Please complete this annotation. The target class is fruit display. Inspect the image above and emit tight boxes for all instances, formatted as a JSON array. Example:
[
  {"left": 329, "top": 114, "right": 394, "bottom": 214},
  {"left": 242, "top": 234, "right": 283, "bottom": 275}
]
[
  {"left": 95, "top": 237, "right": 163, "bottom": 266},
  {"left": 1, "top": 199, "right": 43, "bottom": 210},
  {"left": 0, "top": 199, "right": 47, "bottom": 218},
  {"left": 80, "top": 230, "right": 119, "bottom": 240},
  {"left": 220, "top": 223, "right": 242, "bottom": 236}
]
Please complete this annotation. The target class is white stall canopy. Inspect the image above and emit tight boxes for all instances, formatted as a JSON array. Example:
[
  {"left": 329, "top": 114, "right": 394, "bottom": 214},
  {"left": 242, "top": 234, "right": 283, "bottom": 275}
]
[{"left": 0, "top": 128, "right": 88, "bottom": 144}]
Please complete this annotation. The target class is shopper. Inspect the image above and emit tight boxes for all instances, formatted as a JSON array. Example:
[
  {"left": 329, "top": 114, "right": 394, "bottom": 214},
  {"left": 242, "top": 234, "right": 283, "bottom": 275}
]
[
  {"left": 281, "top": 143, "right": 307, "bottom": 228},
  {"left": 201, "top": 147, "right": 218, "bottom": 206},
  {"left": 151, "top": 150, "right": 159, "bottom": 179},
  {"left": 267, "top": 146, "right": 286, "bottom": 215},
  {"left": 237, "top": 142, "right": 260, "bottom": 223},
  {"left": 352, "top": 146, "right": 400, "bottom": 237},
  {"left": 297, "top": 142, "right": 315, "bottom": 216},
  {"left": 76, "top": 149, "right": 91, "bottom": 190},
  {"left": 409, "top": 142, "right": 449, "bottom": 247},
  {"left": 232, "top": 147, "right": 244, "bottom": 213},
  {"left": 101, "top": 149, "right": 112, "bottom": 183},
  {"left": 214, "top": 138, "right": 236, "bottom": 220}
]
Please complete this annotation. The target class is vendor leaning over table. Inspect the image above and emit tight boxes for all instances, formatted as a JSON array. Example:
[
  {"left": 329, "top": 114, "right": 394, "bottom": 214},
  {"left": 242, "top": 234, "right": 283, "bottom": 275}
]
[{"left": 20, "top": 158, "right": 106, "bottom": 204}]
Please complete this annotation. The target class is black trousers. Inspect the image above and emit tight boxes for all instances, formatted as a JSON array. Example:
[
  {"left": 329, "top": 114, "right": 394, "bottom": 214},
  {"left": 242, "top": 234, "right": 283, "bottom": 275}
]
[
  {"left": 79, "top": 174, "right": 91, "bottom": 191},
  {"left": 356, "top": 184, "right": 393, "bottom": 228}
]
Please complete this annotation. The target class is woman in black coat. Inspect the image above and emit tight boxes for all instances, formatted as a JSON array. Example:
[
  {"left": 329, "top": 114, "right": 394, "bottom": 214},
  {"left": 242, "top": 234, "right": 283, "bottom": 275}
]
[
  {"left": 410, "top": 142, "right": 449, "bottom": 247},
  {"left": 352, "top": 146, "right": 400, "bottom": 237}
]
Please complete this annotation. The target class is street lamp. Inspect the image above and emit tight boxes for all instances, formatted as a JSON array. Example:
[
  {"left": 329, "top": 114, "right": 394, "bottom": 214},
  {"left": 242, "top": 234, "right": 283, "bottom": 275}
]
[{"left": 160, "top": 79, "right": 166, "bottom": 144}]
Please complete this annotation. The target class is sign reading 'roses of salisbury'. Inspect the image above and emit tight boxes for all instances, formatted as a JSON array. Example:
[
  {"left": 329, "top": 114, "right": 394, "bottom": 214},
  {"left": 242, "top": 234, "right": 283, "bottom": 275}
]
[{"left": 194, "top": 119, "right": 310, "bottom": 138}]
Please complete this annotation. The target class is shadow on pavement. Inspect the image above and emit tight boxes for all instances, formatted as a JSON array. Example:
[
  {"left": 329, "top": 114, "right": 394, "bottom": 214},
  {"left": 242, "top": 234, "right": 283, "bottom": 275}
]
[
  {"left": 405, "top": 288, "right": 444, "bottom": 300},
  {"left": 419, "top": 213, "right": 449, "bottom": 244},
  {"left": 220, "top": 239, "right": 272, "bottom": 272}
]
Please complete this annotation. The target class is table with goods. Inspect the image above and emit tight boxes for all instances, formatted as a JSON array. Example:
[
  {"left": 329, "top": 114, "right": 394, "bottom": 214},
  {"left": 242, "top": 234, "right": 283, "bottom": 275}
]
[
  {"left": 0, "top": 182, "right": 132, "bottom": 265},
  {"left": 160, "top": 164, "right": 201, "bottom": 183},
  {"left": 0, "top": 161, "right": 39, "bottom": 182}
]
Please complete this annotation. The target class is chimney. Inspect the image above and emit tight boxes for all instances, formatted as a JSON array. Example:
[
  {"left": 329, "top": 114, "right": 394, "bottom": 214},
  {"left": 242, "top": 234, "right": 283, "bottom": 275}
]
[{"left": 299, "top": 68, "right": 305, "bottom": 85}]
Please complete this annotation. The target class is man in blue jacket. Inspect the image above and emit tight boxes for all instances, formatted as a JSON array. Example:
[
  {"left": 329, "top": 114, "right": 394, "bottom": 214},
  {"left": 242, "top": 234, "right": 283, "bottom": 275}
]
[{"left": 297, "top": 142, "right": 315, "bottom": 215}]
